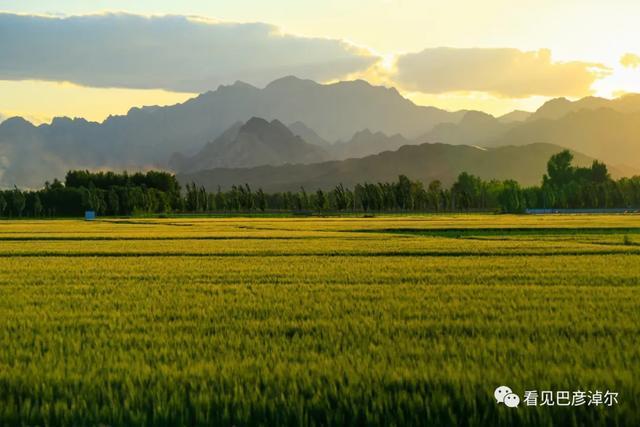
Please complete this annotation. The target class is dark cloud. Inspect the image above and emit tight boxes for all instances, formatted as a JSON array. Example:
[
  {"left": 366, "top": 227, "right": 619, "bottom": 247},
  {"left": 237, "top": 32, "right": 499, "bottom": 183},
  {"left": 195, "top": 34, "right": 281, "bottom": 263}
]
[
  {"left": 394, "top": 48, "right": 609, "bottom": 98},
  {"left": 0, "top": 13, "right": 376, "bottom": 92}
]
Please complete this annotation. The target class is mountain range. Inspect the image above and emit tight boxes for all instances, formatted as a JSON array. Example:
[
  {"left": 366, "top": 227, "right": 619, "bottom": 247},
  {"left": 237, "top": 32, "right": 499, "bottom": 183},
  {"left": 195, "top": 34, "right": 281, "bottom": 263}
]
[
  {"left": 525, "top": 94, "right": 640, "bottom": 121},
  {"left": 419, "top": 95, "right": 640, "bottom": 170},
  {"left": 171, "top": 118, "right": 419, "bottom": 174},
  {"left": 421, "top": 111, "right": 517, "bottom": 147},
  {"left": 0, "top": 76, "right": 465, "bottom": 188},
  {"left": 178, "top": 142, "right": 603, "bottom": 192},
  {"left": 484, "top": 109, "right": 640, "bottom": 169},
  {"left": 330, "top": 130, "right": 413, "bottom": 160},
  {"left": 1, "top": 75, "right": 640, "bottom": 189}
]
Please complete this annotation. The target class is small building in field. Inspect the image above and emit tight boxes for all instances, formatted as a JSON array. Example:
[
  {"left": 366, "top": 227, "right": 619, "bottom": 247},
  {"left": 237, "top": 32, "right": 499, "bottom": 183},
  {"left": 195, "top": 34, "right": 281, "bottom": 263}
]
[{"left": 84, "top": 210, "right": 96, "bottom": 220}]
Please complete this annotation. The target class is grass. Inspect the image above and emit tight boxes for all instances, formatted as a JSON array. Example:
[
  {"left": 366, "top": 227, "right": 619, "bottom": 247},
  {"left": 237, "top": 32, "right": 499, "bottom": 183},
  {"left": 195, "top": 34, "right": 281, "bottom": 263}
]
[{"left": 0, "top": 214, "right": 639, "bottom": 426}]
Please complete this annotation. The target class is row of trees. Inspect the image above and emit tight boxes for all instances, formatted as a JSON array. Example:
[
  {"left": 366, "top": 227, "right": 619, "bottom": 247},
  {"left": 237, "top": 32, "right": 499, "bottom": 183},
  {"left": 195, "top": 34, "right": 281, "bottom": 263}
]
[
  {"left": 1, "top": 152, "right": 640, "bottom": 217},
  {"left": 0, "top": 171, "right": 182, "bottom": 217},
  {"left": 182, "top": 178, "right": 455, "bottom": 213},
  {"left": 492, "top": 151, "right": 640, "bottom": 212},
  {"left": 181, "top": 152, "right": 640, "bottom": 214}
]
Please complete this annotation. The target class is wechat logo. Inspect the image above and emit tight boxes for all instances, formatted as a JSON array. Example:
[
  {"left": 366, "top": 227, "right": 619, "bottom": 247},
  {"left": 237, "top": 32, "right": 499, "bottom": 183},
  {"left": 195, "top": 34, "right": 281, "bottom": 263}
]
[{"left": 495, "top": 386, "right": 520, "bottom": 408}]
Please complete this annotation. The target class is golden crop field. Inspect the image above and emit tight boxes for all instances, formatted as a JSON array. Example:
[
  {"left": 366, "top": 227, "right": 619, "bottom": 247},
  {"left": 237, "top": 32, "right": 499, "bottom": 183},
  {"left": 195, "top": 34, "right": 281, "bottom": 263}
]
[{"left": 1, "top": 214, "right": 639, "bottom": 426}]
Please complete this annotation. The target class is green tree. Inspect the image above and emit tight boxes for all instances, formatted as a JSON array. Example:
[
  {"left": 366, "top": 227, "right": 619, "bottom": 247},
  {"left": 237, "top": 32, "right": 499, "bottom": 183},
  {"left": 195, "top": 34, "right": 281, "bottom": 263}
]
[
  {"left": 498, "top": 180, "right": 524, "bottom": 213},
  {"left": 427, "top": 180, "right": 442, "bottom": 211},
  {"left": 452, "top": 172, "right": 482, "bottom": 210},
  {"left": 314, "top": 189, "right": 328, "bottom": 210},
  {"left": 0, "top": 193, "right": 6, "bottom": 216},
  {"left": 545, "top": 150, "right": 575, "bottom": 188},
  {"left": 32, "top": 193, "right": 43, "bottom": 216},
  {"left": 10, "top": 188, "right": 26, "bottom": 217},
  {"left": 332, "top": 184, "right": 349, "bottom": 211},
  {"left": 395, "top": 175, "right": 413, "bottom": 210},
  {"left": 107, "top": 188, "right": 120, "bottom": 215},
  {"left": 256, "top": 189, "right": 267, "bottom": 212}
]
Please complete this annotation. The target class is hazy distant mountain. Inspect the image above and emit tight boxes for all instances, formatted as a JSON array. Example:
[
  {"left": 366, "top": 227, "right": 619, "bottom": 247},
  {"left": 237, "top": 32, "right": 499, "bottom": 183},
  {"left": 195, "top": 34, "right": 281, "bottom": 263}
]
[
  {"left": 170, "top": 117, "right": 330, "bottom": 173},
  {"left": 498, "top": 110, "right": 532, "bottom": 123},
  {"left": 0, "top": 76, "right": 466, "bottom": 188},
  {"left": 4, "top": 79, "right": 638, "bottom": 189},
  {"left": 410, "top": 95, "right": 640, "bottom": 170},
  {"left": 330, "top": 130, "right": 414, "bottom": 160},
  {"left": 287, "top": 122, "right": 331, "bottom": 147},
  {"left": 486, "top": 108, "right": 640, "bottom": 169},
  {"left": 178, "top": 142, "right": 601, "bottom": 192},
  {"left": 226, "top": 76, "right": 465, "bottom": 141},
  {"left": 420, "top": 111, "right": 515, "bottom": 146},
  {"left": 172, "top": 120, "right": 417, "bottom": 172},
  {"left": 528, "top": 93, "right": 640, "bottom": 122},
  {"left": 0, "top": 116, "right": 128, "bottom": 189}
]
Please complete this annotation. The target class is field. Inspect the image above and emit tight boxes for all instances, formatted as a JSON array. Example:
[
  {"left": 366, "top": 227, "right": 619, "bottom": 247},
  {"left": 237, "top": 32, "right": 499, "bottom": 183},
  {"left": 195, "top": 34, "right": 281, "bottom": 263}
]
[{"left": 1, "top": 215, "right": 639, "bottom": 426}]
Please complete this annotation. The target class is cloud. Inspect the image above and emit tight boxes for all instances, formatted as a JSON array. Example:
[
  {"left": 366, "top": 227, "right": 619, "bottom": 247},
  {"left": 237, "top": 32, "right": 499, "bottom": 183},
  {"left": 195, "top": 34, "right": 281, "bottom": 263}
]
[
  {"left": 621, "top": 53, "right": 640, "bottom": 69},
  {"left": 393, "top": 48, "right": 609, "bottom": 98},
  {"left": 0, "top": 13, "right": 376, "bottom": 92}
]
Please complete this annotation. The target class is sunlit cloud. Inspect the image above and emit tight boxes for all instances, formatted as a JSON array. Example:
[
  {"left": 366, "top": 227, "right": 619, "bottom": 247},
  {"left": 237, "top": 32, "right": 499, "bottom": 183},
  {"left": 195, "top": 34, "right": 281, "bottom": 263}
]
[
  {"left": 393, "top": 47, "right": 610, "bottom": 98},
  {"left": 592, "top": 63, "right": 640, "bottom": 99},
  {"left": 0, "top": 11, "right": 631, "bottom": 119},
  {"left": 621, "top": 53, "right": 640, "bottom": 69}
]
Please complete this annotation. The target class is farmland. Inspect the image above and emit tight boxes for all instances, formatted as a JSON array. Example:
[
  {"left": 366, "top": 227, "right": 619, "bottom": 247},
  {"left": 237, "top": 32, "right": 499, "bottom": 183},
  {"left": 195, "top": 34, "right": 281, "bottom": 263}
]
[{"left": 0, "top": 215, "right": 639, "bottom": 426}]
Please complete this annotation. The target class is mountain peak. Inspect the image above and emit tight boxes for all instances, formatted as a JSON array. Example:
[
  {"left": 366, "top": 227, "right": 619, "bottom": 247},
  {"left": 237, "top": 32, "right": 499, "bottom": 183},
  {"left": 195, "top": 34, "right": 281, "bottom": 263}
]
[
  {"left": 51, "top": 116, "right": 93, "bottom": 127},
  {"left": 460, "top": 111, "right": 496, "bottom": 126},
  {"left": 0, "top": 75, "right": 468, "bottom": 187},
  {"left": 268, "top": 118, "right": 290, "bottom": 132},
  {"left": 231, "top": 80, "right": 257, "bottom": 89},
  {"left": 243, "top": 116, "right": 270, "bottom": 130},
  {"left": 0, "top": 116, "right": 35, "bottom": 131},
  {"left": 127, "top": 105, "right": 162, "bottom": 116},
  {"left": 288, "top": 121, "right": 331, "bottom": 147},
  {"left": 240, "top": 117, "right": 296, "bottom": 142},
  {"left": 265, "top": 75, "right": 317, "bottom": 90},
  {"left": 353, "top": 129, "right": 374, "bottom": 138},
  {"left": 540, "top": 97, "right": 571, "bottom": 107},
  {"left": 289, "top": 121, "right": 309, "bottom": 129},
  {"left": 529, "top": 97, "right": 576, "bottom": 121},
  {"left": 172, "top": 117, "right": 330, "bottom": 173},
  {"left": 498, "top": 110, "right": 532, "bottom": 123},
  {"left": 527, "top": 94, "right": 640, "bottom": 122},
  {"left": 212, "top": 80, "right": 259, "bottom": 95},
  {"left": 329, "top": 128, "right": 412, "bottom": 160}
]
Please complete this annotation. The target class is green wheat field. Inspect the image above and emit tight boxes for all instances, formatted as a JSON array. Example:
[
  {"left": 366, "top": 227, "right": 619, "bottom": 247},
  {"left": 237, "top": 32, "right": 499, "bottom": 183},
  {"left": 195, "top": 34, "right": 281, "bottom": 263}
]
[{"left": 1, "top": 215, "right": 639, "bottom": 426}]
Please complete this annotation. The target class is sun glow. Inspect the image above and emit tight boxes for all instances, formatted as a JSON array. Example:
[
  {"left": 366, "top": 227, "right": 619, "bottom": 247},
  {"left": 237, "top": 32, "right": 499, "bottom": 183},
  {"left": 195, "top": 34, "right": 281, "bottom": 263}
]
[{"left": 0, "top": 80, "right": 196, "bottom": 124}]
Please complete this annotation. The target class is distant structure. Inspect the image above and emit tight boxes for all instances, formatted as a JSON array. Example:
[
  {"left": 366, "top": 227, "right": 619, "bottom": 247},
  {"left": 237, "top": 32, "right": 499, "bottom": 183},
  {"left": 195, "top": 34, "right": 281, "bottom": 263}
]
[
  {"left": 526, "top": 208, "right": 637, "bottom": 214},
  {"left": 84, "top": 210, "right": 96, "bottom": 220}
]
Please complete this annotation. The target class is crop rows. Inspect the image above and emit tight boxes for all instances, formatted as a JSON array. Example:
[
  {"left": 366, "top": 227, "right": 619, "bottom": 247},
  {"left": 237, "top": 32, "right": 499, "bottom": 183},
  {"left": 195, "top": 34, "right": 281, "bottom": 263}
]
[{"left": 0, "top": 215, "right": 639, "bottom": 426}]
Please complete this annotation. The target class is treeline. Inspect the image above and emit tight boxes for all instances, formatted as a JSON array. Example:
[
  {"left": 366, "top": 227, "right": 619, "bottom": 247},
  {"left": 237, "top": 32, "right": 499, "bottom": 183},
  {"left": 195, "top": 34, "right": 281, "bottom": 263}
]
[
  {"left": 1, "top": 151, "right": 640, "bottom": 217},
  {"left": 182, "top": 151, "right": 640, "bottom": 213},
  {"left": 494, "top": 150, "right": 640, "bottom": 212},
  {"left": 0, "top": 171, "right": 182, "bottom": 217}
]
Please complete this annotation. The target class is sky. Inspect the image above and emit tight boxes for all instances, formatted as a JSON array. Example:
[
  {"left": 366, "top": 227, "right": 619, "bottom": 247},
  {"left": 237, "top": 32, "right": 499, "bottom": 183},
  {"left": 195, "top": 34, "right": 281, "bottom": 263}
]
[{"left": 1, "top": 0, "right": 639, "bottom": 123}]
